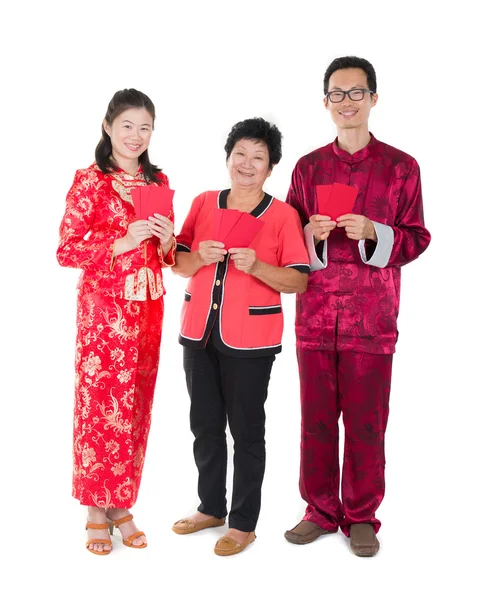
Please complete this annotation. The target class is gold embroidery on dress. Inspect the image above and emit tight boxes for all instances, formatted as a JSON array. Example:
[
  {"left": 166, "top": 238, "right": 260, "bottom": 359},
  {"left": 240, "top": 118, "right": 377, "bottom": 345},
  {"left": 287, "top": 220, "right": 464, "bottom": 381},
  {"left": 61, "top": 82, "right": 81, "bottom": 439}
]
[
  {"left": 124, "top": 267, "right": 164, "bottom": 301},
  {"left": 112, "top": 180, "right": 133, "bottom": 205},
  {"left": 111, "top": 171, "right": 146, "bottom": 205}
]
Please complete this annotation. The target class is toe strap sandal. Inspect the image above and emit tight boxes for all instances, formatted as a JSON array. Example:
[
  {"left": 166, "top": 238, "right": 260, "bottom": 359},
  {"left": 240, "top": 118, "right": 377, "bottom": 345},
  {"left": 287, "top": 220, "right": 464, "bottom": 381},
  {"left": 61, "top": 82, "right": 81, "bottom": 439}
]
[
  {"left": 108, "top": 513, "right": 147, "bottom": 549},
  {"left": 85, "top": 522, "right": 112, "bottom": 556}
]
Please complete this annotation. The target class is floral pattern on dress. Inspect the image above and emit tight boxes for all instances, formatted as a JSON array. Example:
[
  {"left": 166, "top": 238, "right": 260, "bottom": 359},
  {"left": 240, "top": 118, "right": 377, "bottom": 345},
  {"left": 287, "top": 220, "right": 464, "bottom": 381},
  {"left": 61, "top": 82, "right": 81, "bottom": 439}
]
[{"left": 58, "top": 164, "right": 174, "bottom": 507}]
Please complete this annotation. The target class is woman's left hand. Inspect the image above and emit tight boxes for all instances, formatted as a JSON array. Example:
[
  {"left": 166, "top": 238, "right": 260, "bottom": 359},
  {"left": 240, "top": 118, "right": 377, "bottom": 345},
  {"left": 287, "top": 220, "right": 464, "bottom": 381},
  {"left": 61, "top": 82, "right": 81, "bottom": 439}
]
[
  {"left": 228, "top": 248, "right": 259, "bottom": 274},
  {"left": 148, "top": 213, "right": 174, "bottom": 244}
]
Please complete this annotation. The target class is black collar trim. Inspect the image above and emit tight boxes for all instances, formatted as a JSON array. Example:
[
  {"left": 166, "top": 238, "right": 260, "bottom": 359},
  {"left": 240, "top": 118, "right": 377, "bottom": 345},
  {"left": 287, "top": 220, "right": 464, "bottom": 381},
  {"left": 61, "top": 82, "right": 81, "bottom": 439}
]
[{"left": 218, "top": 189, "right": 273, "bottom": 218}]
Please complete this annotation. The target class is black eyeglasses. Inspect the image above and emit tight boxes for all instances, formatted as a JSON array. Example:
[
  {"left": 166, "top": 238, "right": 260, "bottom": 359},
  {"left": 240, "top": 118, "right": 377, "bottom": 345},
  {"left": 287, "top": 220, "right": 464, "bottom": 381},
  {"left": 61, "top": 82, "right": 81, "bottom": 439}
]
[{"left": 326, "top": 89, "right": 374, "bottom": 103}]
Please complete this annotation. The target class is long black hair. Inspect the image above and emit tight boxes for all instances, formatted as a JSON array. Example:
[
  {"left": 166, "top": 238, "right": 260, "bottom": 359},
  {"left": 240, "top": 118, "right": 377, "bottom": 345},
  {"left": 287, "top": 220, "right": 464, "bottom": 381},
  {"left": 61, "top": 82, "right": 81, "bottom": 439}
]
[{"left": 95, "top": 88, "right": 162, "bottom": 183}]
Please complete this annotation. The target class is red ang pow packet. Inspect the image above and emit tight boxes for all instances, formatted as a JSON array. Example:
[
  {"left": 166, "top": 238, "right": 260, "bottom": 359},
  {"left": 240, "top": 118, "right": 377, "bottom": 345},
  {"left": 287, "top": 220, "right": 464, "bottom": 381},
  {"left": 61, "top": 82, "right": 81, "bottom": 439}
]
[
  {"left": 316, "top": 183, "right": 358, "bottom": 219},
  {"left": 213, "top": 209, "right": 264, "bottom": 247},
  {"left": 132, "top": 185, "right": 175, "bottom": 220},
  {"left": 213, "top": 209, "right": 241, "bottom": 241}
]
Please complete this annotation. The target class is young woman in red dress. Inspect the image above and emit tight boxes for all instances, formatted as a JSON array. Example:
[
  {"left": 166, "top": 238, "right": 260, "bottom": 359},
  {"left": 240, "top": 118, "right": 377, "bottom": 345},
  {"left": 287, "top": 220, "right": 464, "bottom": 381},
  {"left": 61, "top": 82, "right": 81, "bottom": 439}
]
[{"left": 57, "top": 89, "right": 175, "bottom": 555}]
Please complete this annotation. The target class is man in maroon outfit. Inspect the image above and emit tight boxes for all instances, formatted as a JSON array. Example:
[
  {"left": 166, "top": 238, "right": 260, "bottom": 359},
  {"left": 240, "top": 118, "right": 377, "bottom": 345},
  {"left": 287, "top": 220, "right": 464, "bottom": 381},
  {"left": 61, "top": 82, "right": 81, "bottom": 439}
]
[{"left": 284, "top": 56, "right": 431, "bottom": 556}]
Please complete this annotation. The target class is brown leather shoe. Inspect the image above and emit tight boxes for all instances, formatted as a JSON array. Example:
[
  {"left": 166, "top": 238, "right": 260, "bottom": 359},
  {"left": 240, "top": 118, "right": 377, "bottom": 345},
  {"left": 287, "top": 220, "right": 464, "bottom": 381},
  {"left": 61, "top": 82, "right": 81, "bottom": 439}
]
[
  {"left": 214, "top": 531, "right": 256, "bottom": 556},
  {"left": 172, "top": 516, "right": 225, "bottom": 535},
  {"left": 349, "top": 524, "right": 380, "bottom": 557},
  {"left": 284, "top": 520, "right": 335, "bottom": 544}
]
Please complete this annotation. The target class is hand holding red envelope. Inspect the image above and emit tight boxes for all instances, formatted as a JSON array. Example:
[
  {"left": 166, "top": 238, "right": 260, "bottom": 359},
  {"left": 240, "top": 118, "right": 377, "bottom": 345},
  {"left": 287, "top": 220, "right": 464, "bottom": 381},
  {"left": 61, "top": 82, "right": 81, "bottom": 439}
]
[
  {"left": 212, "top": 208, "right": 264, "bottom": 248},
  {"left": 131, "top": 185, "right": 175, "bottom": 221},
  {"left": 316, "top": 183, "right": 358, "bottom": 220}
]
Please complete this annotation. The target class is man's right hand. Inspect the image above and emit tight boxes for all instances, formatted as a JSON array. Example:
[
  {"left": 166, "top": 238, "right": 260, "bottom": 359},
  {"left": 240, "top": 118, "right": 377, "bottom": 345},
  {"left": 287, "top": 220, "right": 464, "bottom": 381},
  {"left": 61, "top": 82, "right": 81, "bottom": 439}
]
[
  {"left": 197, "top": 240, "right": 227, "bottom": 265},
  {"left": 309, "top": 215, "right": 337, "bottom": 242}
]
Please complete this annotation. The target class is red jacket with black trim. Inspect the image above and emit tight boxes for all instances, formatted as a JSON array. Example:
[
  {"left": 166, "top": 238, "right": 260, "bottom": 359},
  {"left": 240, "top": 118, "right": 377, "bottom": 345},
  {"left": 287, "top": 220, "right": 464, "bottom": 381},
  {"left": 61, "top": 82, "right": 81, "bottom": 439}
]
[{"left": 176, "top": 190, "right": 310, "bottom": 357}]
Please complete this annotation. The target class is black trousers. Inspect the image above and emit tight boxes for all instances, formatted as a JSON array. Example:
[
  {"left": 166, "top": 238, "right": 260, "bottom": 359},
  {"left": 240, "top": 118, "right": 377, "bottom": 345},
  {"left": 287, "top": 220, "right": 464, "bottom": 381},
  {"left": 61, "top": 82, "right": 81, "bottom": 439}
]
[{"left": 183, "top": 336, "right": 275, "bottom": 532}]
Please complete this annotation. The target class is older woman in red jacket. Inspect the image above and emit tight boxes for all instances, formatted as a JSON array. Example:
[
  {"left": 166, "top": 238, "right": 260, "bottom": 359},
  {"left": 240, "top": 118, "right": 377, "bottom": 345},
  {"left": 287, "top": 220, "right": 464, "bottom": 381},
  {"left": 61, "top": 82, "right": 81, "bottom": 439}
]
[{"left": 172, "top": 118, "right": 309, "bottom": 556}]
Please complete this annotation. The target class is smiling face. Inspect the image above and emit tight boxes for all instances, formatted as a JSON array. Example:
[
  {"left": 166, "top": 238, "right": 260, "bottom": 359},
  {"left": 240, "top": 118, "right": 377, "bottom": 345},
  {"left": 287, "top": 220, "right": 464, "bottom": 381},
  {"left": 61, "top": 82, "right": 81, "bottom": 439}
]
[
  {"left": 104, "top": 108, "right": 153, "bottom": 168},
  {"left": 227, "top": 138, "right": 272, "bottom": 191},
  {"left": 324, "top": 67, "right": 377, "bottom": 131}
]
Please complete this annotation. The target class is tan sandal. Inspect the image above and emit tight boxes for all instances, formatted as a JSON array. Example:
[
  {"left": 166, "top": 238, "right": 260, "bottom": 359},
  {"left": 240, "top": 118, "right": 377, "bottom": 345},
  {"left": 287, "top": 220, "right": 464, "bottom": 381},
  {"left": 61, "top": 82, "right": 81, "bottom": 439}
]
[
  {"left": 85, "top": 522, "right": 112, "bottom": 556},
  {"left": 172, "top": 516, "right": 226, "bottom": 535},
  {"left": 214, "top": 531, "right": 256, "bottom": 556},
  {"left": 107, "top": 513, "right": 147, "bottom": 549}
]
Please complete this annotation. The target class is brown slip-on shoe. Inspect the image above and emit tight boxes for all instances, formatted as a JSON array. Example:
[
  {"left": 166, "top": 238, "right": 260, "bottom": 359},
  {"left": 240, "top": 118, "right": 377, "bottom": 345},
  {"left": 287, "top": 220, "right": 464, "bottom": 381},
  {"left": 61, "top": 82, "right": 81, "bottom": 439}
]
[
  {"left": 214, "top": 531, "right": 256, "bottom": 556},
  {"left": 172, "top": 516, "right": 225, "bottom": 535},
  {"left": 284, "top": 520, "right": 335, "bottom": 545},
  {"left": 349, "top": 524, "right": 380, "bottom": 557}
]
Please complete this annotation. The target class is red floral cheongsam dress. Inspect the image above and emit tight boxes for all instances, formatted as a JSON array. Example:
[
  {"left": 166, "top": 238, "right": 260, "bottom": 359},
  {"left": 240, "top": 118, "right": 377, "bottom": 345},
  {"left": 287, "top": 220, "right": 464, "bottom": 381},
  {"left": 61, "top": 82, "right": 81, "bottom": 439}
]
[{"left": 57, "top": 164, "right": 175, "bottom": 508}]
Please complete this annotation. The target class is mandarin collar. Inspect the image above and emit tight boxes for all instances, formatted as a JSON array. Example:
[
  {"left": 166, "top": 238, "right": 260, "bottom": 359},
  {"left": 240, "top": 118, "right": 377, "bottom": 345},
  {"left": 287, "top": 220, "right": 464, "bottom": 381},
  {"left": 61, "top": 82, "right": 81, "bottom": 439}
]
[
  {"left": 114, "top": 163, "right": 143, "bottom": 178},
  {"left": 93, "top": 161, "right": 144, "bottom": 179},
  {"left": 332, "top": 132, "right": 377, "bottom": 163}
]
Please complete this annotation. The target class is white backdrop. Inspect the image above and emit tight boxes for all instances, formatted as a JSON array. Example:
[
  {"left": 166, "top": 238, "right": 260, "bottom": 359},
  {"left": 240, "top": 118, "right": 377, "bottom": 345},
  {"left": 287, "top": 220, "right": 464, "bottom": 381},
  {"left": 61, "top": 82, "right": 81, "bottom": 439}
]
[{"left": 1, "top": 1, "right": 482, "bottom": 599}]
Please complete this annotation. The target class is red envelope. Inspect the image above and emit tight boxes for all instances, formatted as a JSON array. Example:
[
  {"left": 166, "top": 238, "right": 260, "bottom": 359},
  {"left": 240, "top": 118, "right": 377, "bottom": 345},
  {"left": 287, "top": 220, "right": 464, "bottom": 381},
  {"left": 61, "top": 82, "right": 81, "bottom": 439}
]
[
  {"left": 328, "top": 183, "right": 358, "bottom": 219},
  {"left": 131, "top": 187, "right": 142, "bottom": 218},
  {"left": 134, "top": 185, "right": 175, "bottom": 221},
  {"left": 224, "top": 212, "right": 265, "bottom": 248},
  {"left": 213, "top": 208, "right": 224, "bottom": 240},
  {"left": 316, "top": 185, "right": 333, "bottom": 215},
  {"left": 316, "top": 183, "right": 357, "bottom": 220},
  {"left": 213, "top": 209, "right": 243, "bottom": 242}
]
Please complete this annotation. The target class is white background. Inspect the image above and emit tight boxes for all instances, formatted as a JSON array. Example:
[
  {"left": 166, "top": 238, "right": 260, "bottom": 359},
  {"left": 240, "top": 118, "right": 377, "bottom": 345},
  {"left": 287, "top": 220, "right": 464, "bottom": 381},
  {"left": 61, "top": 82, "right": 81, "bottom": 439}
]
[{"left": 1, "top": 1, "right": 482, "bottom": 599}]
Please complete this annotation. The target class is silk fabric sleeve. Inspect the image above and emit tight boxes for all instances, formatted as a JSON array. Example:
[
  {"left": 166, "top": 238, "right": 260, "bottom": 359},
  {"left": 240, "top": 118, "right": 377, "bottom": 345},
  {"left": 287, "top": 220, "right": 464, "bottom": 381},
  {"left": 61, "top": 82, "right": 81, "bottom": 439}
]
[
  {"left": 286, "top": 164, "right": 309, "bottom": 227},
  {"left": 56, "top": 170, "right": 117, "bottom": 271},
  {"left": 386, "top": 160, "right": 431, "bottom": 268},
  {"left": 158, "top": 236, "right": 176, "bottom": 267}
]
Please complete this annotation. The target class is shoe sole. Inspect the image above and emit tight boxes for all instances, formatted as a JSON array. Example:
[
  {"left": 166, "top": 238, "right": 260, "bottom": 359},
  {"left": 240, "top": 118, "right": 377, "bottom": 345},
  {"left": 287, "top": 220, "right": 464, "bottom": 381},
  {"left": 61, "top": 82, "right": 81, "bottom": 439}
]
[
  {"left": 284, "top": 533, "right": 323, "bottom": 545},
  {"left": 350, "top": 541, "right": 380, "bottom": 557},
  {"left": 284, "top": 530, "right": 335, "bottom": 545}
]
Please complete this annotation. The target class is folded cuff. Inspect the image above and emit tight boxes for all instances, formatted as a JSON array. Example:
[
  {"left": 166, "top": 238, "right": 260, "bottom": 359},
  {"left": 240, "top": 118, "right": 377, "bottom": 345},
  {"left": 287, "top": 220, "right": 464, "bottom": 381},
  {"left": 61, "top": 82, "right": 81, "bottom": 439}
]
[
  {"left": 358, "top": 221, "right": 394, "bottom": 268},
  {"left": 159, "top": 236, "right": 176, "bottom": 267},
  {"left": 304, "top": 223, "right": 327, "bottom": 270}
]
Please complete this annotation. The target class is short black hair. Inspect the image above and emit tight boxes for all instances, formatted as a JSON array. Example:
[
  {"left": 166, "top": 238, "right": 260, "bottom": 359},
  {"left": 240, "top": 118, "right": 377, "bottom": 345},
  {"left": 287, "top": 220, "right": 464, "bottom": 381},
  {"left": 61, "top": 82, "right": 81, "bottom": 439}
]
[
  {"left": 323, "top": 56, "right": 377, "bottom": 95},
  {"left": 224, "top": 117, "right": 282, "bottom": 169}
]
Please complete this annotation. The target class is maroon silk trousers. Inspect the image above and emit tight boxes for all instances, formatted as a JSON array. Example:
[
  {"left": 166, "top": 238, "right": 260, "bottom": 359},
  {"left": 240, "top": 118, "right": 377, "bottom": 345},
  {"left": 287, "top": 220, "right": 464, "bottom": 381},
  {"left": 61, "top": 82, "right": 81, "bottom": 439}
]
[{"left": 297, "top": 348, "right": 393, "bottom": 535}]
